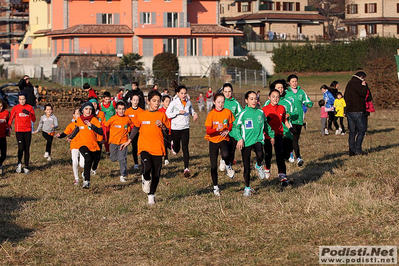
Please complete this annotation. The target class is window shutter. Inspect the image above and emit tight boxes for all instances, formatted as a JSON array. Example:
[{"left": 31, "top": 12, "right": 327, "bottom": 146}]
[
  {"left": 114, "top": 13, "right": 120, "bottom": 24},
  {"left": 69, "top": 39, "right": 72, "bottom": 53},
  {"left": 54, "top": 40, "right": 57, "bottom": 55},
  {"left": 198, "top": 38, "right": 203, "bottom": 56},
  {"left": 163, "top": 12, "right": 167, "bottom": 27},
  {"left": 148, "top": 39, "right": 153, "bottom": 56},
  {"left": 248, "top": 2, "right": 251, "bottom": 12},
  {"left": 163, "top": 38, "right": 168, "bottom": 52},
  {"left": 179, "top": 38, "right": 184, "bottom": 56},
  {"left": 355, "top": 4, "right": 357, "bottom": 13},
  {"left": 365, "top": 4, "right": 368, "bottom": 13},
  {"left": 375, "top": 3, "right": 377, "bottom": 12},
  {"left": 151, "top": 12, "right": 156, "bottom": 24},
  {"left": 179, "top": 12, "right": 184, "bottom": 27},
  {"left": 96, "top": 13, "right": 102, "bottom": 24},
  {"left": 296, "top": 2, "right": 300, "bottom": 11},
  {"left": 140, "top": 12, "right": 144, "bottom": 24},
  {"left": 347, "top": 5, "right": 350, "bottom": 14},
  {"left": 276, "top": 2, "right": 281, "bottom": 11},
  {"left": 116, "top": 38, "right": 124, "bottom": 54},
  {"left": 187, "top": 39, "right": 191, "bottom": 56},
  {"left": 238, "top": 2, "right": 241, "bottom": 12},
  {"left": 397, "top": 3, "right": 399, "bottom": 13}
]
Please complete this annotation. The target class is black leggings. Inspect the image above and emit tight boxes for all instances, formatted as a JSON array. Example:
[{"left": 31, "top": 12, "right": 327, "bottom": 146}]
[
  {"left": 209, "top": 140, "right": 230, "bottom": 186},
  {"left": 163, "top": 130, "right": 171, "bottom": 160},
  {"left": 92, "top": 142, "right": 102, "bottom": 171},
  {"left": 42, "top": 132, "right": 54, "bottom": 155},
  {"left": 0, "top": 137, "right": 6, "bottom": 166},
  {"left": 292, "top": 124, "right": 302, "bottom": 159},
  {"left": 241, "top": 142, "right": 263, "bottom": 187},
  {"left": 282, "top": 138, "right": 293, "bottom": 161},
  {"left": 228, "top": 137, "right": 237, "bottom": 163},
  {"left": 328, "top": 111, "right": 339, "bottom": 130},
  {"left": 264, "top": 135, "right": 286, "bottom": 174},
  {"left": 132, "top": 132, "right": 139, "bottom": 165},
  {"left": 79, "top": 146, "right": 96, "bottom": 182},
  {"left": 338, "top": 117, "right": 346, "bottom": 133},
  {"left": 141, "top": 151, "right": 162, "bottom": 195},
  {"left": 16, "top": 132, "right": 32, "bottom": 167},
  {"left": 171, "top": 129, "right": 190, "bottom": 169}
]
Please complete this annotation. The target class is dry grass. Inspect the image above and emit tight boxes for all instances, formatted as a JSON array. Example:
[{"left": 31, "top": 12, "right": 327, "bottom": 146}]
[{"left": 1, "top": 86, "right": 399, "bottom": 265}]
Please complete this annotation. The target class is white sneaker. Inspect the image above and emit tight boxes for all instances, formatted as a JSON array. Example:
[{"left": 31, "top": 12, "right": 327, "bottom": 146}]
[
  {"left": 288, "top": 153, "right": 295, "bottom": 163},
  {"left": 16, "top": 163, "right": 22, "bottom": 173},
  {"left": 23, "top": 168, "right": 30, "bottom": 175},
  {"left": 164, "top": 159, "right": 169, "bottom": 166},
  {"left": 82, "top": 180, "right": 90, "bottom": 189},
  {"left": 134, "top": 164, "right": 139, "bottom": 169},
  {"left": 225, "top": 165, "right": 235, "bottom": 179},
  {"left": 120, "top": 176, "right": 127, "bottom": 183},
  {"left": 74, "top": 179, "right": 79, "bottom": 186},
  {"left": 255, "top": 163, "right": 265, "bottom": 180},
  {"left": 297, "top": 157, "right": 304, "bottom": 167},
  {"left": 142, "top": 175, "right": 151, "bottom": 194},
  {"left": 213, "top": 186, "right": 220, "bottom": 196},
  {"left": 243, "top": 187, "right": 252, "bottom": 197},
  {"left": 90, "top": 169, "right": 97, "bottom": 176},
  {"left": 324, "top": 129, "right": 329, "bottom": 135},
  {"left": 44, "top": 152, "right": 49, "bottom": 158},
  {"left": 47, "top": 156, "right": 51, "bottom": 162},
  {"left": 264, "top": 169, "right": 271, "bottom": 180},
  {"left": 219, "top": 159, "right": 226, "bottom": 171},
  {"left": 338, "top": 127, "right": 343, "bottom": 134},
  {"left": 148, "top": 194, "right": 156, "bottom": 205},
  {"left": 183, "top": 168, "right": 190, "bottom": 177},
  {"left": 335, "top": 129, "right": 340, "bottom": 135}
]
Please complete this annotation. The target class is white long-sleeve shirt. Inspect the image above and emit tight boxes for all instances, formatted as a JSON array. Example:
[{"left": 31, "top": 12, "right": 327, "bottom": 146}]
[{"left": 166, "top": 97, "right": 196, "bottom": 130}]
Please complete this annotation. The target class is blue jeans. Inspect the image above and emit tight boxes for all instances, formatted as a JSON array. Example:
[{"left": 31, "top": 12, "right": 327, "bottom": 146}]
[{"left": 347, "top": 112, "right": 366, "bottom": 154}]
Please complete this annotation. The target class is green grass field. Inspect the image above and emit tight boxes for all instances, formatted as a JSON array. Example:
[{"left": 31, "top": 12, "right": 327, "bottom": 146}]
[{"left": 1, "top": 73, "right": 398, "bottom": 265}]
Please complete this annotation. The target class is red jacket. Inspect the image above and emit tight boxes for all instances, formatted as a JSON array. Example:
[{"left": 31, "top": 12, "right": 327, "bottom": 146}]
[
  {"left": 8, "top": 104, "right": 36, "bottom": 132},
  {"left": 88, "top": 88, "right": 98, "bottom": 99},
  {"left": 0, "top": 110, "right": 10, "bottom": 138},
  {"left": 262, "top": 104, "right": 286, "bottom": 138}
]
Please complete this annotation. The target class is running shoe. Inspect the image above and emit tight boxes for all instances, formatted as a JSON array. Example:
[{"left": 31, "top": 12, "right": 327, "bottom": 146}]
[
  {"left": 134, "top": 164, "right": 139, "bottom": 170},
  {"left": 297, "top": 157, "right": 304, "bottom": 167},
  {"left": 148, "top": 194, "right": 156, "bottom": 205},
  {"left": 213, "top": 186, "right": 220, "bottom": 197},
  {"left": 23, "top": 168, "right": 30, "bottom": 175},
  {"left": 82, "top": 180, "right": 90, "bottom": 189},
  {"left": 90, "top": 169, "right": 97, "bottom": 176},
  {"left": 183, "top": 168, "right": 191, "bottom": 178},
  {"left": 255, "top": 163, "right": 265, "bottom": 180},
  {"left": 324, "top": 129, "right": 329, "bottom": 135},
  {"left": 279, "top": 173, "right": 289, "bottom": 187},
  {"left": 44, "top": 152, "right": 49, "bottom": 158},
  {"left": 47, "top": 156, "right": 51, "bottom": 162},
  {"left": 142, "top": 175, "right": 151, "bottom": 193},
  {"left": 120, "top": 176, "right": 127, "bottom": 183},
  {"left": 164, "top": 159, "right": 169, "bottom": 166},
  {"left": 288, "top": 153, "right": 295, "bottom": 163},
  {"left": 264, "top": 168, "right": 271, "bottom": 180},
  {"left": 171, "top": 141, "right": 177, "bottom": 155},
  {"left": 225, "top": 165, "right": 235, "bottom": 179},
  {"left": 16, "top": 163, "right": 22, "bottom": 173},
  {"left": 219, "top": 159, "right": 226, "bottom": 171},
  {"left": 73, "top": 179, "right": 79, "bottom": 186},
  {"left": 243, "top": 187, "right": 252, "bottom": 197}
]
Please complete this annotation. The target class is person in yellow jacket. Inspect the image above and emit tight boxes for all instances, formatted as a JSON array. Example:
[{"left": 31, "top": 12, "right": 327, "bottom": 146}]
[{"left": 334, "top": 92, "right": 346, "bottom": 135}]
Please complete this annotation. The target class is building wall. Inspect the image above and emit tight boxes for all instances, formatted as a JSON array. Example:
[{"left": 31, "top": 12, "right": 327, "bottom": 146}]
[{"left": 188, "top": 0, "right": 218, "bottom": 24}]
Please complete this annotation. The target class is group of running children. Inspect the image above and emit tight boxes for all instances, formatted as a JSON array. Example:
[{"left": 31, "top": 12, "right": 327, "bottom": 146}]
[{"left": 1, "top": 74, "right": 315, "bottom": 205}]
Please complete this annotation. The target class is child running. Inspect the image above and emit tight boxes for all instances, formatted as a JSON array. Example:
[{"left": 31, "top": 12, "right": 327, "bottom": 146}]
[
  {"left": 34, "top": 104, "right": 58, "bottom": 162},
  {"left": 56, "top": 108, "right": 82, "bottom": 185},
  {"left": 166, "top": 85, "right": 198, "bottom": 177},
  {"left": 0, "top": 99, "right": 10, "bottom": 174},
  {"left": 319, "top": 99, "right": 328, "bottom": 136},
  {"left": 125, "top": 95, "right": 144, "bottom": 169},
  {"left": 8, "top": 92, "right": 36, "bottom": 174},
  {"left": 285, "top": 74, "right": 313, "bottom": 166},
  {"left": 230, "top": 91, "right": 269, "bottom": 196},
  {"left": 121, "top": 90, "right": 170, "bottom": 205},
  {"left": 89, "top": 98, "right": 105, "bottom": 176},
  {"left": 158, "top": 95, "right": 172, "bottom": 165},
  {"left": 262, "top": 89, "right": 292, "bottom": 186},
  {"left": 68, "top": 102, "right": 103, "bottom": 189},
  {"left": 103, "top": 101, "right": 133, "bottom": 182},
  {"left": 334, "top": 92, "right": 346, "bottom": 135},
  {"left": 99, "top": 91, "right": 116, "bottom": 154},
  {"left": 204, "top": 93, "right": 235, "bottom": 196}
]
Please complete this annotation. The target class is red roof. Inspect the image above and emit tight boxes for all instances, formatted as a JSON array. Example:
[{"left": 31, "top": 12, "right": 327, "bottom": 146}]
[
  {"left": 46, "top": 24, "right": 134, "bottom": 36},
  {"left": 33, "top": 29, "right": 51, "bottom": 35},
  {"left": 223, "top": 13, "right": 326, "bottom": 22},
  {"left": 191, "top": 24, "right": 243, "bottom": 35}
]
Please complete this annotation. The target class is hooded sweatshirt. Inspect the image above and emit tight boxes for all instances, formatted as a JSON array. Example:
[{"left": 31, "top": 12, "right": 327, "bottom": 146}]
[{"left": 166, "top": 97, "right": 197, "bottom": 130}]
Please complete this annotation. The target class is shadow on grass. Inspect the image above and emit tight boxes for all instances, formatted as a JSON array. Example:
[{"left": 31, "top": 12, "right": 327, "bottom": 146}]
[
  {"left": 0, "top": 196, "right": 36, "bottom": 244},
  {"left": 367, "top": 128, "right": 395, "bottom": 135}
]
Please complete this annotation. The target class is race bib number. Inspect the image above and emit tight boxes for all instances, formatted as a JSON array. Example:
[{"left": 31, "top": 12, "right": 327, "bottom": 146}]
[
  {"left": 142, "top": 121, "right": 150, "bottom": 125},
  {"left": 79, "top": 126, "right": 85, "bottom": 129},
  {"left": 245, "top": 119, "right": 253, "bottom": 129},
  {"left": 114, "top": 125, "right": 122, "bottom": 128}
]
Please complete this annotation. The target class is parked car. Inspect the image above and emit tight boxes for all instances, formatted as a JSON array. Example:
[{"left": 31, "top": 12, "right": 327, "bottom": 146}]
[{"left": 0, "top": 83, "right": 19, "bottom": 107}]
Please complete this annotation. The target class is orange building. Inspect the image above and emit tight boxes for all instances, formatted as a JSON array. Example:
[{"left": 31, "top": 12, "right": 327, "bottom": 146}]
[{"left": 43, "top": 0, "right": 241, "bottom": 58}]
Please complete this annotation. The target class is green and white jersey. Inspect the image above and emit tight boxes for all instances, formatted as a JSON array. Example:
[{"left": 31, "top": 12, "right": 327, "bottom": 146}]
[
  {"left": 224, "top": 97, "right": 242, "bottom": 117},
  {"left": 285, "top": 86, "right": 313, "bottom": 125}
]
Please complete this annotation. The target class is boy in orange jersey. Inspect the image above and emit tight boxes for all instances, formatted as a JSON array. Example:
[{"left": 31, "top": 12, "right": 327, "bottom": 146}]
[
  {"left": 68, "top": 102, "right": 103, "bottom": 189},
  {"left": 124, "top": 95, "right": 144, "bottom": 169},
  {"left": 88, "top": 98, "right": 105, "bottom": 176},
  {"left": 56, "top": 108, "right": 82, "bottom": 185},
  {"left": 103, "top": 101, "right": 133, "bottom": 182},
  {"left": 121, "top": 90, "right": 170, "bottom": 205}
]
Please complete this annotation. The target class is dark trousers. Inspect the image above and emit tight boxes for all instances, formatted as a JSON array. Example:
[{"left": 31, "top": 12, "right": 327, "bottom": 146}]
[
  {"left": 171, "top": 128, "right": 190, "bottom": 169},
  {"left": 92, "top": 143, "right": 102, "bottom": 171},
  {"left": 292, "top": 124, "right": 302, "bottom": 159},
  {"left": 209, "top": 140, "right": 230, "bottom": 186},
  {"left": 328, "top": 111, "right": 339, "bottom": 130},
  {"left": 163, "top": 130, "right": 171, "bottom": 160},
  {"left": 131, "top": 132, "right": 139, "bottom": 165},
  {"left": 42, "top": 132, "right": 54, "bottom": 155},
  {"left": 141, "top": 151, "right": 162, "bottom": 195},
  {"left": 241, "top": 142, "right": 263, "bottom": 187},
  {"left": 0, "top": 137, "right": 6, "bottom": 166},
  {"left": 338, "top": 117, "right": 346, "bottom": 133},
  {"left": 16, "top": 132, "right": 32, "bottom": 167},
  {"left": 264, "top": 135, "right": 286, "bottom": 174},
  {"left": 79, "top": 146, "right": 96, "bottom": 182},
  {"left": 282, "top": 138, "right": 293, "bottom": 161},
  {"left": 347, "top": 112, "right": 366, "bottom": 154},
  {"left": 228, "top": 137, "right": 237, "bottom": 163}
]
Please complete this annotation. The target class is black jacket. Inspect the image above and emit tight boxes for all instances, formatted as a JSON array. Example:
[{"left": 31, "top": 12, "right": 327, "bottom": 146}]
[
  {"left": 18, "top": 78, "right": 36, "bottom": 107},
  {"left": 344, "top": 76, "right": 367, "bottom": 113},
  {"left": 123, "top": 88, "right": 145, "bottom": 110}
]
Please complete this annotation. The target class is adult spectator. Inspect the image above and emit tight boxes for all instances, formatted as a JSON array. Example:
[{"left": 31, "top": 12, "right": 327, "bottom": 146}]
[
  {"left": 344, "top": 71, "right": 368, "bottom": 156},
  {"left": 18, "top": 75, "right": 36, "bottom": 107},
  {"left": 123, "top": 81, "right": 145, "bottom": 109},
  {"left": 83, "top": 83, "right": 98, "bottom": 99},
  {"left": 329, "top": 81, "right": 339, "bottom": 98},
  {"left": 205, "top": 86, "right": 214, "bottom": 112}
]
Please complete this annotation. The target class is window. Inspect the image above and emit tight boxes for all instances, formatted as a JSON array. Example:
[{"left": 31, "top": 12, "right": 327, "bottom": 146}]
[
  {"left": 349, "top": 25, "right": 357, "bottom": 34},
  {"left": 238, "top": 2, "right": 251, "bottom": 12},
  {"left": 143, "top": 12, "right": 151, "bottom": 24},
  {"left": 220, "top": 4, "right": 224, "bottom": 14},
  {"left": 167, "top": 12, "right": 178, "bottom": 27},
  {"left": 260, "top": 1, "right": 274, "bottom": 11},
  {"left": 347, "top": 4, "right": 358, "bottom": 14},
  {"left": 242, "top": 3, "right": 249, "bottom": 12},
  {"left": 89, "top": 0, "right": 94, "bottom": 3},
  {"left": 365, "top": 3, "right": 377, "bottom": 13},
  {"left": 165, "top": 38, "right": 177, "bottom": 54},
  {"left": 102, "top": 13, "right": 113, "bottom": 24},
  {"left": 165, "top": 0, "right": 171, "bottom": 2},
  {"left": 366, "top": 24, "right": 377, "bottom": 34},
  {"left": 283, "top": 2, "right": 294, "bottom": 11},
  {"left": 397, "top": 3, "right": 399, "bottom": 13},
  {"left": 188, "top": 38, "right": 197, "bottom": 56}
]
